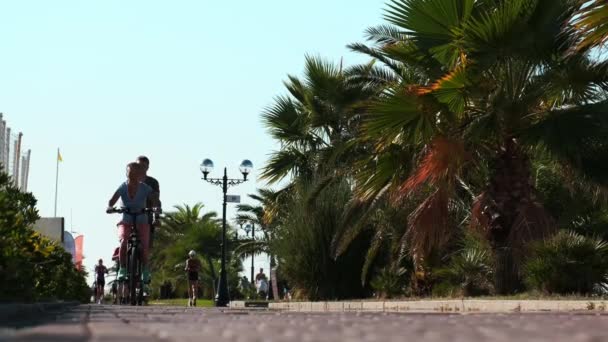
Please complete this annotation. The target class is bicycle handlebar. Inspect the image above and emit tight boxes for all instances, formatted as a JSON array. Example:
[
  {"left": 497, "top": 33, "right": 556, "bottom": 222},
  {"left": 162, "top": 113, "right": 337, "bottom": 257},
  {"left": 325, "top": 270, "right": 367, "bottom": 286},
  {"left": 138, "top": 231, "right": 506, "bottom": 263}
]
[{"left": 106, "top": 207, "right": 161, "bottom": 215}]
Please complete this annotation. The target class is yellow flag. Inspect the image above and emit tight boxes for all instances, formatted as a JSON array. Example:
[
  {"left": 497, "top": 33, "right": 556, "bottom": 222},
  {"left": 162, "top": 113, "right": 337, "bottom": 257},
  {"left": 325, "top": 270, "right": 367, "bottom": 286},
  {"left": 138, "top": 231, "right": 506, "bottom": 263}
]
[{"left": 57, "top": 150, "right": 63, "bottom": 162}]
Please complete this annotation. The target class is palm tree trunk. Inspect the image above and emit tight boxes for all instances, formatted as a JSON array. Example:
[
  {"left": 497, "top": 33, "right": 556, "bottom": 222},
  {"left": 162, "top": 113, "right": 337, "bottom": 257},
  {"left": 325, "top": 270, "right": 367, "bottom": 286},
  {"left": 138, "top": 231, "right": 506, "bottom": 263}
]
[{"left": 476, "top": 138, "right": 553, "bottom": 294}]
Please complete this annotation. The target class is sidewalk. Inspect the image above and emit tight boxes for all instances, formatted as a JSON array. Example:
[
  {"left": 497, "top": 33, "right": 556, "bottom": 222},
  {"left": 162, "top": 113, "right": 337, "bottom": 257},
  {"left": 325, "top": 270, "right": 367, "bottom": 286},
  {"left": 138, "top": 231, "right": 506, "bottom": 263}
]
[
  {"left": 0, "top": 301, "right": 79, "bottom": 325},
  {"left": 231, "top": 299, "right": 608, "bottom": 313}
]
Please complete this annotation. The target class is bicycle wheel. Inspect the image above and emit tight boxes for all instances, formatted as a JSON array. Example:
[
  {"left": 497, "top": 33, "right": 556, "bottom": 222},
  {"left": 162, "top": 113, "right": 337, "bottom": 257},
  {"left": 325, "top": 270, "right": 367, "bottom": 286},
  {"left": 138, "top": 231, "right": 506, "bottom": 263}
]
[
  {"left": 128, "top": 245, "right": 139, "bottom": 306},
  {"left": 137, "top": 253, "right": 144, "bottom": 306}
]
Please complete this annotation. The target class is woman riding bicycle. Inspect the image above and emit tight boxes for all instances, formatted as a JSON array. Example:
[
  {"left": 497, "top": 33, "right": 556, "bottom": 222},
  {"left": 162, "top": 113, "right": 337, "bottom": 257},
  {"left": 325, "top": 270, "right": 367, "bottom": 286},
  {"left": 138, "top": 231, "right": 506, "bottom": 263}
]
[{"left": 107, "top": 162, "right": 159, "bottom": 284}]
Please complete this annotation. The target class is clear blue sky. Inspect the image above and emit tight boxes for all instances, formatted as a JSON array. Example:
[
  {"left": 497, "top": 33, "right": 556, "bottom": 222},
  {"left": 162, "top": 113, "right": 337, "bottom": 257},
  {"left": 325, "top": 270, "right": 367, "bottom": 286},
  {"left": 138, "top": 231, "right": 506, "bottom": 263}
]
[{"left": 0, "top": 0, "right": 384, "bottom": 283}]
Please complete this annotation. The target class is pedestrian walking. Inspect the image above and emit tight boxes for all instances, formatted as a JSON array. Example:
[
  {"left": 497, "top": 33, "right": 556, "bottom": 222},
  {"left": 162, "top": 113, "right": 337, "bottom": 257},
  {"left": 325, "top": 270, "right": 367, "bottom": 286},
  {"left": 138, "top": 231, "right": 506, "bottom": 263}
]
[{"left": 185, "top": 250, "right": 201, "bottom": 307}]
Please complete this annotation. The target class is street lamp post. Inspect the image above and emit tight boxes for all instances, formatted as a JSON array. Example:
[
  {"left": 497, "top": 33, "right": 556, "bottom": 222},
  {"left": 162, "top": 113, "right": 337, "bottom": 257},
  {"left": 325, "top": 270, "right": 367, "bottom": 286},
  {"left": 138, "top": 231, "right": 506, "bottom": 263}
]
[
  {"left": 200, "top": 158, "right": 253, "bottom": 307},
  {"left": 243, "top": 223, "right": 255, "bottom": 284}
]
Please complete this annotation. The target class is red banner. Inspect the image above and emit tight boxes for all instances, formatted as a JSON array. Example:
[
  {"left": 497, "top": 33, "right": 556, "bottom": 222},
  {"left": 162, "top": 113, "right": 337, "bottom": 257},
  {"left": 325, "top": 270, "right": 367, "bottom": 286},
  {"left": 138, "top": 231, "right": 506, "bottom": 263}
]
[{"left": 74, "top": 235, "right": 84, "bottom": 269}]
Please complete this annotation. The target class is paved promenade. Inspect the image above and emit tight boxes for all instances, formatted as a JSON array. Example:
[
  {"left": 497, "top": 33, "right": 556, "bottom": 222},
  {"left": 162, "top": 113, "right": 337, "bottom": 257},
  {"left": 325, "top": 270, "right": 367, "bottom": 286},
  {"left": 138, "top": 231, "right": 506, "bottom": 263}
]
[{"left": 2, "top": 305, "right": 608, "bottom": 341}]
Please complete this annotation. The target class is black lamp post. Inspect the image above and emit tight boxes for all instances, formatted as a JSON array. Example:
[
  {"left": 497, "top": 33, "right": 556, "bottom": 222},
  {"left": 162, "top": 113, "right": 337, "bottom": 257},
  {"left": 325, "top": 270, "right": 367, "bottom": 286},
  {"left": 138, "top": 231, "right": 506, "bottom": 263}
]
[
  {"left": 200, "top": 158, "right": 253, "bottom": 307},
  {"left": 243, "top": 223, "right": 255, "bottom": 283}
]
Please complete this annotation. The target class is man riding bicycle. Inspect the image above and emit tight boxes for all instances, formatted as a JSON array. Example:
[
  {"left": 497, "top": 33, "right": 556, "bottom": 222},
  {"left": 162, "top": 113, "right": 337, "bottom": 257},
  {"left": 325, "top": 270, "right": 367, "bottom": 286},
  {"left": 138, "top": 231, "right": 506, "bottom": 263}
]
[
  {"left": 107, "top": 162, "right": 160, "bottom": 286},
  {"left": 135, "top": 156, "right": 162, "bottom": 250}
]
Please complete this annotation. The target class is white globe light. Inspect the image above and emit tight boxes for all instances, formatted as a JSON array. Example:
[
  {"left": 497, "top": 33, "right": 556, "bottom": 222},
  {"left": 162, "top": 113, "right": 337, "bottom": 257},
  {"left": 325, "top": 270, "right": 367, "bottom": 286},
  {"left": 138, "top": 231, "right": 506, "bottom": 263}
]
[
  {"left": 239, "top": 159, "right": 253, "bottom": 176},
  {"left": 200, "top": 159, "right": 214, "bottom": 174}
]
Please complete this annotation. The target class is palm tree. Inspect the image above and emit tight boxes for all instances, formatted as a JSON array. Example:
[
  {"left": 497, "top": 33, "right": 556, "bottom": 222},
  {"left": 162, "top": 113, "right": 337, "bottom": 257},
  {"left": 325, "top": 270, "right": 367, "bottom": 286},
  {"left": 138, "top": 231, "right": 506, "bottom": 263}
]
[
  {"left": 351, "top": 0, "right": 608, "bottom": 293},
  {"left": 261, "top": 55, "right": 383, "bottom": 186},
  {"left": 235, "top": 190, "right": 280, "bottom": 297},
  {"left": 151, "top": 203, "right": 223, "bottom": 297}
]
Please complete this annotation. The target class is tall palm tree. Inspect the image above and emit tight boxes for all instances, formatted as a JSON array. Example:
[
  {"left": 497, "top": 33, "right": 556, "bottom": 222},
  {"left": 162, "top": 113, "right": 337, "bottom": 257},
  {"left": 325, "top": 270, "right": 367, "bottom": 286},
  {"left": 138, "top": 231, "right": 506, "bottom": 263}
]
[
  {"left": 351, "top": 0, "right": 608, "bottom": 293},
  {"left": 261, "top": 55, "right": 383, "bottom": 186},
  {"left": 235, "top": 190, "right": 281, "bottom": 296},
  {"left": 235, "top": 193, "right": 272, "bottom": 256}
]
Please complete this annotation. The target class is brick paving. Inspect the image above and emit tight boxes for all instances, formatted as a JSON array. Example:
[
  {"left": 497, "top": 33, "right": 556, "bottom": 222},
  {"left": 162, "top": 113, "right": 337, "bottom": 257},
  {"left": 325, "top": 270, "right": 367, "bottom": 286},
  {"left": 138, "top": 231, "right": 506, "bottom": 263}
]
[{"left": 2, "top": 304, "right": 608, "bottom": 341}]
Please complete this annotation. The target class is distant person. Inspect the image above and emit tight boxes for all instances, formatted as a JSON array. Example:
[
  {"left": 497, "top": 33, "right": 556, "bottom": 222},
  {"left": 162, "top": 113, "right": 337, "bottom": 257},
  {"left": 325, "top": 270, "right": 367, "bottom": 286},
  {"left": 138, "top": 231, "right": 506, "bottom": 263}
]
[
  {"left": 255, "top": 268, "right": 268, "bottom": 298},
  {"left": 111, "top": 247, "right": 123, "bottom": 303},
  {"left": 185, "top": 250, "right": 201, "bottom": 307},
  {"left": 110, "top": 281, "right": 118, "bottom": 304},
  {"left": 255, "top": 268, "right": 267, "bottom": 283},
  {"left": 94, "top": 259, "right": 109, "bottom": 304},
  {"left": 136, "top": 156, "right": 162, "bottom": 251}
]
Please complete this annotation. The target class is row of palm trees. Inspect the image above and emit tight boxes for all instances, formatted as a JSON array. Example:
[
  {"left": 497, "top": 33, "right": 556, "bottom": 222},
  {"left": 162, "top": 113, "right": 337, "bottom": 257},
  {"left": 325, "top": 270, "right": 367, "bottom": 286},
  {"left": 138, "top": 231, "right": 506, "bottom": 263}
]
[{"left": 246, "top": 0, "right": 608, "bottom": 296}]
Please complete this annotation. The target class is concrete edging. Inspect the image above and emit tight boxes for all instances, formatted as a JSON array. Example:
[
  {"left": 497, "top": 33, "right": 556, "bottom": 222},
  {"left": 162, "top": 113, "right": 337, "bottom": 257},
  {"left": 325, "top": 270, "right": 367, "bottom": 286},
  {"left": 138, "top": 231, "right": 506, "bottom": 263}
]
[
  {"left": 259, "top": 300, "right": 608, "bottom": 313},
  {"left": 0, "top": 301, "right": 80, "bottom": 324}
]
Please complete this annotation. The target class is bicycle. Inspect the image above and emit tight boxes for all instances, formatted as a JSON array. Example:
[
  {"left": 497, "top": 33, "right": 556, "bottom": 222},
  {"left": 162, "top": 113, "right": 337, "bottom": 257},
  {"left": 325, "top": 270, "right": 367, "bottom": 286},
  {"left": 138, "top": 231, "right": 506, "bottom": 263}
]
[{"left": 107, "top": 207, "right": 159, "bottom": 306}]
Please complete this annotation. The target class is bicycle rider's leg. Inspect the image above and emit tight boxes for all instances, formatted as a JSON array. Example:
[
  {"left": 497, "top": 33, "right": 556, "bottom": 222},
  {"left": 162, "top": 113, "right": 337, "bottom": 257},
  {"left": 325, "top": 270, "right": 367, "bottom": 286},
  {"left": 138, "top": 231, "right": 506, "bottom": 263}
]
[
  {"left": 149, "top": 221, "right": 155, "bottom": 249},
  {"left": 136, "top": 223, "right": 151, "bottom": 285},
  {"left": 137, "top": 223, "right": 151, "bottom": 266},
  {"left": 117, "top": 223, "right": 132, "bottom": 268}
]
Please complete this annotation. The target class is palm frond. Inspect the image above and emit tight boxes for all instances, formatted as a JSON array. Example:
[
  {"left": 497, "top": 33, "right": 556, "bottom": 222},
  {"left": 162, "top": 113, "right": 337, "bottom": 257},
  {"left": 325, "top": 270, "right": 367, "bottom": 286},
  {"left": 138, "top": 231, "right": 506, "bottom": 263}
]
[
  {"left": 521, "top": 100, "right": 608, "bottom": 186},
  {"left": 407, "top": 188, "right": 451, "bottom": 257},
  {"left": 260, "top": 148, "right": 312, "bottom": 184},
  {"left": 261, "top": 95, "right": 312, "bottom": 144},
  {"left": 364, "top": 88, "right": 437, "bottom": 144},
  {"left": 385, "top": 0, "right": 475, "bottom": 66},
  {"left": 365, "top": 24, "right": 408, "bottom": 45},
  {"left": 573, "top": 0, "right": 608, "bottom": 50},
  {"left": 397, "top": 136, "right": 467, "bottom": 198}
]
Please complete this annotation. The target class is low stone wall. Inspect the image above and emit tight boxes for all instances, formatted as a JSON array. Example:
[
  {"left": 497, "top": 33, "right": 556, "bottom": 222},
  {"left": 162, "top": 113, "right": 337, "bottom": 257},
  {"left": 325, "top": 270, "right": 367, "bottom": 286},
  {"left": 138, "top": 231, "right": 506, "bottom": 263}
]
[{"left": 229, "top": 299, "right": 608, "bottom": 313}]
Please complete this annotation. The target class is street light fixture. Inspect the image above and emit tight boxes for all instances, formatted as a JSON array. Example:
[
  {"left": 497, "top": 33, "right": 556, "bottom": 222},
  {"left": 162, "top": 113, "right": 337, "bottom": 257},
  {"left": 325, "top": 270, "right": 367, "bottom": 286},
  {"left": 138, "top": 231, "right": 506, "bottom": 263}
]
[
  {"left": 200, "top": 159, "right": 253, "bottom": 307},
  {"left": 243, "top": 223, "right": 255, "bottom": 284}
]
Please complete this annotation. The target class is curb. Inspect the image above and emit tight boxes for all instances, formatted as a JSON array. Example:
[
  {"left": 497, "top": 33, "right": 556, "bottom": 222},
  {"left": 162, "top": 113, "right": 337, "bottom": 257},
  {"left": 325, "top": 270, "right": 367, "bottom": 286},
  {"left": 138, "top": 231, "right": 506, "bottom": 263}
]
[
  {"left": 0, "top": 301, "right": 80, "bottom": 324},
  {"left": 230, "top": 301, "right": 269, "bottom": 309},
  {"left": 230, "top": 300, "right": 608, "bottom": 314}
]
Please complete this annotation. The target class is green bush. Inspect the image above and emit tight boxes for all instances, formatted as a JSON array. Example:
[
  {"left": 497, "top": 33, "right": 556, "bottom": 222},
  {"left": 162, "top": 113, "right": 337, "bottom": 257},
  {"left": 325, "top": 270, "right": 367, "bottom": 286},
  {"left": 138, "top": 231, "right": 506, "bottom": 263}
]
[
  {"left": 434, "top": 233, "right": 494, "bottom": 297},
  {"left": 370, "top": 267, "right": 408, "bottom": 298},
  {"left": 272, "top": 180, "right": 371, "bottom": 300},
  {"left": 524, "top": 231, "right": 608, "bottom": 295},
  {"left": 435, "top": 248, "right": 494, "bottom": 297},
  {"left": 0, "top": 170, "right": 89, "bottom": 303}
]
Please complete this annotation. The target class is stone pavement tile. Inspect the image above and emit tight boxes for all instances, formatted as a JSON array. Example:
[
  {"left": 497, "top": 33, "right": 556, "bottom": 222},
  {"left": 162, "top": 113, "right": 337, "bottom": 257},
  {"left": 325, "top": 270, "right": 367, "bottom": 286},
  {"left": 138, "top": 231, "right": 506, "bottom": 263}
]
[
  {"left": 88, "top": 322, "right": 162, "bottom": 342},
  {"left": 10, "top": 323, "right": 87, "bottom": 342},
  {"left": 7, "top": 305, "right": 608, "bottom": 342}
]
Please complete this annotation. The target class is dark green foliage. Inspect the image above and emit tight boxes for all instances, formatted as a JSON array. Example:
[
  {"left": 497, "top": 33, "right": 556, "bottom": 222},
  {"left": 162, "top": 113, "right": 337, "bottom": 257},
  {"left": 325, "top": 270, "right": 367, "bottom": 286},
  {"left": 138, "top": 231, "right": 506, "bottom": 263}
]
[
  {"left": 435, "top": 250, "right": 494, "bottom": 297},
  {"left": 370, "top": 267, "right": 408, "bottom": 299},
  {"left": 432, "top": 233, "right": 494, "bottom": 297},
  {"left": 524, "top": 231, "right": 608, "bottom": 295},
  {"left": 150, "top": 204, "right": 225, "bottom": 299},
  {"left": 0, "top": 169, "right": 89, "bottom": 303},
  {"left": 257, "top": 0, "right": 608, "bottom": 299},
  {"left": 272, "top": 181, "right": 371, "bottom": 300}
]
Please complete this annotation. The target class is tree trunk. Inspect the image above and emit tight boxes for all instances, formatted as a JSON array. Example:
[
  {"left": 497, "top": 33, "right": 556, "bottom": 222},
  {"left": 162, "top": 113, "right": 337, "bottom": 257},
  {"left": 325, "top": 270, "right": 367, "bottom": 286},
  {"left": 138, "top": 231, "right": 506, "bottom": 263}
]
[{"left": 474, "top": 138, "right": 553, "bottom": 294}]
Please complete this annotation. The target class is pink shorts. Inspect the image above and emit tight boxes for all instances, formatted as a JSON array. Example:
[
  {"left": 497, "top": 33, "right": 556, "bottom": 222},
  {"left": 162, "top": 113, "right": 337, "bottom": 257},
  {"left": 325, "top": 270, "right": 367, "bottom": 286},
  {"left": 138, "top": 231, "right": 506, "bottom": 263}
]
[{"left": 117, "top": 222, "right": 150, "bottom": 248}]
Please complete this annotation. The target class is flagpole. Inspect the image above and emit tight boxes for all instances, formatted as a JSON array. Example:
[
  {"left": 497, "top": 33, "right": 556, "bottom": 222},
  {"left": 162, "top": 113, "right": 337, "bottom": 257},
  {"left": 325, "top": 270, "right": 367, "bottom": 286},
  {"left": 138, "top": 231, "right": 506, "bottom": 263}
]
[{"left": 54, "top": 148, "right": 60, "bottom": 217}]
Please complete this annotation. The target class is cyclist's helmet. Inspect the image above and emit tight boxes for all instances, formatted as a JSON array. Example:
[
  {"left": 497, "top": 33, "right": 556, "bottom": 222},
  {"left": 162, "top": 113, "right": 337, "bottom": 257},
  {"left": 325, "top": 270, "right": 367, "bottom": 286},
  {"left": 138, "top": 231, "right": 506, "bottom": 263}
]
[{"left": 188, "top": 250, "right": 196, "bottom": 257}]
